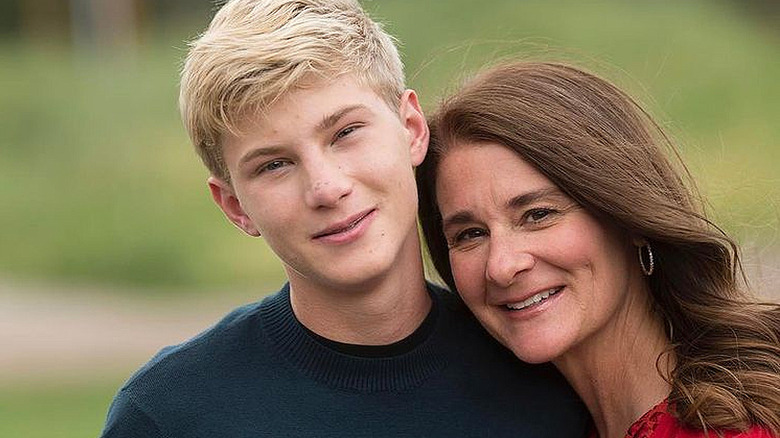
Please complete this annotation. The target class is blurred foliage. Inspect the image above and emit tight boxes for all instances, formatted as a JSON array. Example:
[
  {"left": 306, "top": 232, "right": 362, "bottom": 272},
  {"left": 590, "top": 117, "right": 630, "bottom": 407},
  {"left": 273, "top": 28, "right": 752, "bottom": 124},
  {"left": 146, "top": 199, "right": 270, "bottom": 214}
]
[
  {"left": 0, "top": 0, "right": 212, "bottom": 36},
  {"left": 0, "top": 0, "right": 778, "bottom": 292}
]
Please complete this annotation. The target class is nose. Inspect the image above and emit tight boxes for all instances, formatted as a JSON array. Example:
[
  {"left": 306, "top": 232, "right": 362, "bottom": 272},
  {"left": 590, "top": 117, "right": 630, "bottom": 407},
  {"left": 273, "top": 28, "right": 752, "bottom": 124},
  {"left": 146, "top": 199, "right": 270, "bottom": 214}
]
[
  {"left": 303, "top": 157, "right": 353, "bottom": 208},
  {"left": 485, "top": 236, "right": 535, "bottom": 288}
]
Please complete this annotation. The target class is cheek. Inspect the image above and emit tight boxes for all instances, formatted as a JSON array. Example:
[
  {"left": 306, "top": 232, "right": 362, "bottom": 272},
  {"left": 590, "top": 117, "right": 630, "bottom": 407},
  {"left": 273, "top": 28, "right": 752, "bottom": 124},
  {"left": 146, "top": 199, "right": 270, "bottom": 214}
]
[
  {"left": 361, "top": 152, "right": 414, "bottom": 192},
  {"left": 550, "top": 221, "right": 605, "bottom": 268},
  {"left": 247, "top": 192, "right": 297, "bottom": 230},
  {"left": 559, "top": 220, "right": 634, "bottom": 301}
]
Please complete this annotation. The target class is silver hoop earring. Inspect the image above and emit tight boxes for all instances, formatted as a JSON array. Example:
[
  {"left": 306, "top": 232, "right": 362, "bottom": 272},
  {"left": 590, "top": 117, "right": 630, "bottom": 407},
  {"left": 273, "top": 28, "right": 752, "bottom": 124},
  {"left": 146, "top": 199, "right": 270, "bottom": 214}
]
[{"left": 638, "top": 243, "right": 654, "bottom": 276}]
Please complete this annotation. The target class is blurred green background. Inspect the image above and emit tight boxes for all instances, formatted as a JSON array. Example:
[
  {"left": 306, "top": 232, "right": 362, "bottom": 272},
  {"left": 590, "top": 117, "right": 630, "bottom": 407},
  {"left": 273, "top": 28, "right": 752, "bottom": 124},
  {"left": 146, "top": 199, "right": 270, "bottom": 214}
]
[{"left": 0, "top": 0, "right": 778, "bottom": 436}]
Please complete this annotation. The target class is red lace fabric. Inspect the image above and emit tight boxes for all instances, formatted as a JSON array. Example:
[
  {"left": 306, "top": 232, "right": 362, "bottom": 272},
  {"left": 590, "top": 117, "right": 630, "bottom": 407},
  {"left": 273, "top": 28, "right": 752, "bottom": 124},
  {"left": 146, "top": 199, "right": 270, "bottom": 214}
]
[
  {"left": 587, "top": 399, "right": 776, "bottom": 438},
  {"left": 626, "top": 399, "right": 668, "bottom": 438},
  {"left": 624, "top": 399, "right": 775, "bottom": 438}
]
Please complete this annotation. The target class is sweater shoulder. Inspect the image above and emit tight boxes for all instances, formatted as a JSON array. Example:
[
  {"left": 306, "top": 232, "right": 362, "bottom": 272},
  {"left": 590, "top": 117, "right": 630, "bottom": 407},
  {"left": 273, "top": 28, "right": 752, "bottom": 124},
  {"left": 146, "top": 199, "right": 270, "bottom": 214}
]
[
  {"left": 118, "top": 288, "right": 282, "bottom": 392},
  {"left": 101, "top": 288, "right": 287, "bottom": 437}
]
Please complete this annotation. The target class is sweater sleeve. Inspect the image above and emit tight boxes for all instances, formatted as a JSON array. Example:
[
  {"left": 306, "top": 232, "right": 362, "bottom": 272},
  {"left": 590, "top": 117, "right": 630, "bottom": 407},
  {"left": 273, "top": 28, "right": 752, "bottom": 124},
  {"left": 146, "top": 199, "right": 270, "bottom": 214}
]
[{"left": 100, "top": 389, "right": 168, "bottom": 438}]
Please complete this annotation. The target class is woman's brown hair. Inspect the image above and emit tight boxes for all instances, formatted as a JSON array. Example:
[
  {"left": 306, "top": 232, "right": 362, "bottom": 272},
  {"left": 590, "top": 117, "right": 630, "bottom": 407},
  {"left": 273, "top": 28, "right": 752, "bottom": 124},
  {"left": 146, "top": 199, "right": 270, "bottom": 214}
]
[{"left": 417, "top": 61, "right": 780, "bottom": 433}]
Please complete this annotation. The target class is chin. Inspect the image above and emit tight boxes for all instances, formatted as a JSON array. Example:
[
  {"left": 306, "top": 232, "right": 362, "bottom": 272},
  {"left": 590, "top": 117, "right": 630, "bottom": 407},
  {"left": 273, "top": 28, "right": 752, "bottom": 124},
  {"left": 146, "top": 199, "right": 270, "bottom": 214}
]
[
  {"left": 503, "top": 339, "right": 567, "bottom": 365},
  {"left": 509, "top": 349, "right": 554, "bottom": 364}
]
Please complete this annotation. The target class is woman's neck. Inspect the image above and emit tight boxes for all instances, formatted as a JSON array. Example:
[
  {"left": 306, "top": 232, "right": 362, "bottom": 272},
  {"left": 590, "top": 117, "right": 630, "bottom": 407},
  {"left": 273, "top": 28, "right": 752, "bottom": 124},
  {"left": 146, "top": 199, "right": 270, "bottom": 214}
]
[{"left": 554, "top": 299, "right": 674, "bottom": 438}]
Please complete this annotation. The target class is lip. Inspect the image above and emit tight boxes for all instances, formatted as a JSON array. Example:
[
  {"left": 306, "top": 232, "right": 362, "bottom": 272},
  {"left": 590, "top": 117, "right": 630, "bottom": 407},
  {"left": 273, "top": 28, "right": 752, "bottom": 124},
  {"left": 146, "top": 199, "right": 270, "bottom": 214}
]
[
  {"left": 312, "top": 208, "right": 376, "bottom": 244},
  {"left": 494, "top": 285, "right": 564, "bottom": 316}
]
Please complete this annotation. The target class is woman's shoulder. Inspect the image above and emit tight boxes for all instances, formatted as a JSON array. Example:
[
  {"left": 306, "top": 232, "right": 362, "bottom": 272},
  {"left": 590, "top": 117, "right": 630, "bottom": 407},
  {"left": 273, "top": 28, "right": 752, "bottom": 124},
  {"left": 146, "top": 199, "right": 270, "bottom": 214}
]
[{"left": 629, "top": 399, "right": 776, "bottom": 438}]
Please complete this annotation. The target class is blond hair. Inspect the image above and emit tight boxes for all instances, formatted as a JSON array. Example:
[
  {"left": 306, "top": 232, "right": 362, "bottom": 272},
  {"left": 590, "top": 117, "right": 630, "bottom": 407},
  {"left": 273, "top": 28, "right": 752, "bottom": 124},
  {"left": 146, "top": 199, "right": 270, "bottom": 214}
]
[{"left": 180, "top": 0, "right": 405, "bottom": 181}]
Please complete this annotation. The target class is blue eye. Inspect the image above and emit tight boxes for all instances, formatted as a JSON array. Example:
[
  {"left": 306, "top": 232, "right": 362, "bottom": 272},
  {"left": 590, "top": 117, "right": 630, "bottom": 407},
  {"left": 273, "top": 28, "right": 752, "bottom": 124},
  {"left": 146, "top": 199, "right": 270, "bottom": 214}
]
[{"left": 257, "top": 160, "right": 289, "bottom": 175}]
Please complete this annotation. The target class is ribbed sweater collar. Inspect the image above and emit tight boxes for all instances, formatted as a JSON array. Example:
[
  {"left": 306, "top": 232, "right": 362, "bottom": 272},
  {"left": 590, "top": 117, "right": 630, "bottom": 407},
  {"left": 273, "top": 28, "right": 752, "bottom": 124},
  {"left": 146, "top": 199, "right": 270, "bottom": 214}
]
[{"left": 259, "top": 284, "right": 451, "bottom": 392}]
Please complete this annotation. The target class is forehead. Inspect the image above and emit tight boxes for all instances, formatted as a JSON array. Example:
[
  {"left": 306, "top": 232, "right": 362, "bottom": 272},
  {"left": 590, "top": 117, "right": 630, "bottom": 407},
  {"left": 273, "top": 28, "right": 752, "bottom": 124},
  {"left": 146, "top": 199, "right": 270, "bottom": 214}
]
[
  {"left": 436, "top": 142, "right": 553, "bottom": 204},
  {"left": 220, "top": 74, "right": 396, "bottom": 159},
  {"left": 257, "top": 75, "right": 388, "bottom": 126}
]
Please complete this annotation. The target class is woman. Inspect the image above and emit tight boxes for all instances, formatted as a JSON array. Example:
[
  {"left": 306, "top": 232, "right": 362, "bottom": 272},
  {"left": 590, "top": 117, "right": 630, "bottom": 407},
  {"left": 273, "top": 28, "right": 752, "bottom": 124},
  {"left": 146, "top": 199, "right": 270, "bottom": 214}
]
[{"left": 417, "top": 62, "right": 780, "bottom": 437}]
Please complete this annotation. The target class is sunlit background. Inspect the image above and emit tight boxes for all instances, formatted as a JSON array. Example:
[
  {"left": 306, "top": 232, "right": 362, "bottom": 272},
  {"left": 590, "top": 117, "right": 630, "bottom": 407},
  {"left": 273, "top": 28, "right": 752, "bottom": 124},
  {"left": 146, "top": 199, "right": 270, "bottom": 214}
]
[{"left": 1, "top": 0, "right": 778, "bottom": 436}]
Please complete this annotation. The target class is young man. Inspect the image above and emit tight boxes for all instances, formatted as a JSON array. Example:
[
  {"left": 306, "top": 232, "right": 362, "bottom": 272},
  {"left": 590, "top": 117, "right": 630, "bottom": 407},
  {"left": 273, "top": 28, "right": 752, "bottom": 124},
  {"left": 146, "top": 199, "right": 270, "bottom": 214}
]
[{"left": 101, "top": 1, "right": 588, "bottom": 436}]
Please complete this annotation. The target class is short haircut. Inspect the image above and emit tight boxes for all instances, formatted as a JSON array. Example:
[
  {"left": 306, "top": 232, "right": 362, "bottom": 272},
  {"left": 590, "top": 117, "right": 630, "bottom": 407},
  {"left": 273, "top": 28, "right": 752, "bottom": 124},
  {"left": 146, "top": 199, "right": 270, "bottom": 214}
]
[{"left": 180, "top": 0, "right": 405, "bottom": 181}]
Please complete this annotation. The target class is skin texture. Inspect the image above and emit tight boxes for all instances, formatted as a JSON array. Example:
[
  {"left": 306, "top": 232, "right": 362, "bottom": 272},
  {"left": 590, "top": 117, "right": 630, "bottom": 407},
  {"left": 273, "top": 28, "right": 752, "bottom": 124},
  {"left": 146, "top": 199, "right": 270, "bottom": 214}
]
[
  {"left": 209, "top": 74, "right": 431, "bottom": 345},
  {"left": 435, "top": 141, "right": 670, "bottom": 437},
  {"left": 436, "top": 141, "right": 640, "bottom": 363}
]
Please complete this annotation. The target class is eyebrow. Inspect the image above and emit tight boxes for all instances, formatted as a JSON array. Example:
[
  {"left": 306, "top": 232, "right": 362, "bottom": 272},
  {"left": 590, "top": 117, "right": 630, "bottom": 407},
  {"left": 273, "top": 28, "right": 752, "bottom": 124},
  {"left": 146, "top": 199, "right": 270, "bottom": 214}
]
[
  {"left": 317, "top": 104, "right": 368, "bottom": 132},
  {"left": 238, "top": 145, "right": 287, "bottom": 168},
  {"left": 237, "top": 104, "right": 369, "bottom": 168},
  {"left": 505, "top": 187, "right": 562, "bottom": 211},
  {"left": 441, "top": 187, "right": 562, "bottom": 231}
]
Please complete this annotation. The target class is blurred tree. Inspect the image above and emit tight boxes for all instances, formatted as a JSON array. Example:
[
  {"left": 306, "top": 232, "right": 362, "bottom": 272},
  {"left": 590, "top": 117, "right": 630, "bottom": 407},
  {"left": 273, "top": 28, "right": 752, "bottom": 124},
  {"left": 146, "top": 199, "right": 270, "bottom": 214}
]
[
  {"left": 740, "top": 0, "right": 780, "bottom": 26},
  {"left": 2, "top": 0, "right": 212, "bottom": 45},
  {"left": 70, "top": 0, "right": 143, "bottom": 54},
  {"left": 3, "top": 0, "right": 147, "bottom": 53},
  {"left": 19, "top": 0, "right": 70, "bottom": 44},
  {"left": 0, "top": 0, "right": 21, "bottom": 35}
]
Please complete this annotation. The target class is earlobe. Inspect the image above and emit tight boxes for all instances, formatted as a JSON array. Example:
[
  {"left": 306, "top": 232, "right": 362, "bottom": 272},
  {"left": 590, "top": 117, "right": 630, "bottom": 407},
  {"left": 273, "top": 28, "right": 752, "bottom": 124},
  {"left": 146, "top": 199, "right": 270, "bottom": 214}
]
[
  {"left": 207, "top": 176, "right": 261, "bottom": 237},
  {"left": 399, "top": 89, "right": 429, "bottom": 167}
]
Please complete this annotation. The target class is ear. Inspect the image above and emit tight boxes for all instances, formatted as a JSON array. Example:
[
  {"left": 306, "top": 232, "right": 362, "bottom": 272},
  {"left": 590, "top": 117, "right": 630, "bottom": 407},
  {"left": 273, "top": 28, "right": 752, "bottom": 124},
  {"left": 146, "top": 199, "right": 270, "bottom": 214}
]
[
  {"left": 398, "top": 89, "right": 429, "bottom": 167},
  {"left": 207, "top": 176, "right": 261, "bottom": 237}
]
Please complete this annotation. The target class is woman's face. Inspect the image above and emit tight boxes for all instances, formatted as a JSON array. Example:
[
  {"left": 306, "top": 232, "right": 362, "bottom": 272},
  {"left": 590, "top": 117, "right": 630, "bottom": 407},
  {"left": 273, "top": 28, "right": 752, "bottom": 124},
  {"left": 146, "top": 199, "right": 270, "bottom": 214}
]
[{"left": 435, "top": 141, "right": 643, "bottom": 363}]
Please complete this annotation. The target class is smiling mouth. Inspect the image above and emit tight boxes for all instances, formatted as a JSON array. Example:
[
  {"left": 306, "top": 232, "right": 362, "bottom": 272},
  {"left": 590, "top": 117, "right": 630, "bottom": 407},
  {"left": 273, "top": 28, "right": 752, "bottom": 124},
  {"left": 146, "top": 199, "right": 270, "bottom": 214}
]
[
  {"left": 505, "top": 287, "right": 562, "bottom": 311},
  {"left": 313, "top": 209, "right": 375, "bottom": 239}
]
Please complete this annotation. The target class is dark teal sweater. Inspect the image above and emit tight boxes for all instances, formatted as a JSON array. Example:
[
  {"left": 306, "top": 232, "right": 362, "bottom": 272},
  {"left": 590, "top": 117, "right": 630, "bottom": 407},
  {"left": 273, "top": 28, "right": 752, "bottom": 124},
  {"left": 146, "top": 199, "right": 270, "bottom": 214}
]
[{"left": 101, "top": 283, "right": 588, "bottom": 437}]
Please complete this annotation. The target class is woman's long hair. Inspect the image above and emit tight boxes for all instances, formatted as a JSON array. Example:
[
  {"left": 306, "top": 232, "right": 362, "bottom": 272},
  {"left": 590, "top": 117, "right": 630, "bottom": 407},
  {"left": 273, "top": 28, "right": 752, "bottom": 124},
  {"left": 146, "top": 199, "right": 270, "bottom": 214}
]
[{"left": 417, "top": 61, "right": 780, "bottom": 433}]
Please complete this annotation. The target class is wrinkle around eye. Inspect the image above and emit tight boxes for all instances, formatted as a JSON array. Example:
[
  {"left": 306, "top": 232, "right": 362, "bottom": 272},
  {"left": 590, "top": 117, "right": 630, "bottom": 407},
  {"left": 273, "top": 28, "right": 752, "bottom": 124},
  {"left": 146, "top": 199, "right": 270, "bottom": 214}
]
[
  {"left": 448, "top": 227, "right": 488, "bottom": 250},
  {"left": 521, "top": 201, "right": 581, "bottom": 229},
  {"left": 522, "top": 207, "right": 557, "bottom": 225}
]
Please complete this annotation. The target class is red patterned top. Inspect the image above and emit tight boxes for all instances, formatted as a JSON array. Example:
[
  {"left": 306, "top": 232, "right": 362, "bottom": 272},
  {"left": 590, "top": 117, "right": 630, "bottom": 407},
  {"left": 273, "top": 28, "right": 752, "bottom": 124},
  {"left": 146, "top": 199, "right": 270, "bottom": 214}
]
[{"left": 589, "top": 399, "right": 776, "bottom": 438}]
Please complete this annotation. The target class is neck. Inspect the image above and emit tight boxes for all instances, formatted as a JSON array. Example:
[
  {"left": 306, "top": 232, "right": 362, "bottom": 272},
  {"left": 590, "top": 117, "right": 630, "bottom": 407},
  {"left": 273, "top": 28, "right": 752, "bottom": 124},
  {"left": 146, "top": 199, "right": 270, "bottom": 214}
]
[
  {"left": 287, "top": 237, "right": 430, "bottom": 345},
  {"left": 554, "top": 289, "right": 673, "bottom": 438}
]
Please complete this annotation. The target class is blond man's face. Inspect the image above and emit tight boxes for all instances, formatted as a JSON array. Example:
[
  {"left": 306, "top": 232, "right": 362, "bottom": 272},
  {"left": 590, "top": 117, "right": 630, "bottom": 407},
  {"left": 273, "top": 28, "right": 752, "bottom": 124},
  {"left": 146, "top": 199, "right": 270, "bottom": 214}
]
[{"left": 209, "top": 75, "right": 428, "bottom": 294}]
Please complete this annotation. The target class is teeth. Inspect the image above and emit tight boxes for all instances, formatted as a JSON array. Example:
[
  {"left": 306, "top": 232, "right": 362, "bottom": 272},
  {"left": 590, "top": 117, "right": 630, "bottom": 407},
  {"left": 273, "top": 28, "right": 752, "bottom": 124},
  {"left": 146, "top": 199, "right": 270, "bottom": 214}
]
[
  {"left": 505, "top": 288, "right": 560, "bottom": 311},
  {"left": 325, "top": 214, "right": 365, "bottom": 236},
  {"left": 337, "top": 218, "right": 360, "bottom": 234},
  {"left": 346, "top": 214, "right": 365, "bottom": 230}
]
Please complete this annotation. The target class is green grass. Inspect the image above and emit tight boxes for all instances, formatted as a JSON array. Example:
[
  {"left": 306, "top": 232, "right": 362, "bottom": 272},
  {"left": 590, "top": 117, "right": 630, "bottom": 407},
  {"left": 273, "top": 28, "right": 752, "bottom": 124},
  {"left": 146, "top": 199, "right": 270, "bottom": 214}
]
[
  {"left": 0, "top": 0, "right": 778, "bottom": 290},
  {"left": 0, "top": 38, "right": 287, "bottom": 291},
  {"left": 0, "top": 379, "right": 120, "bottom": 438}
]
